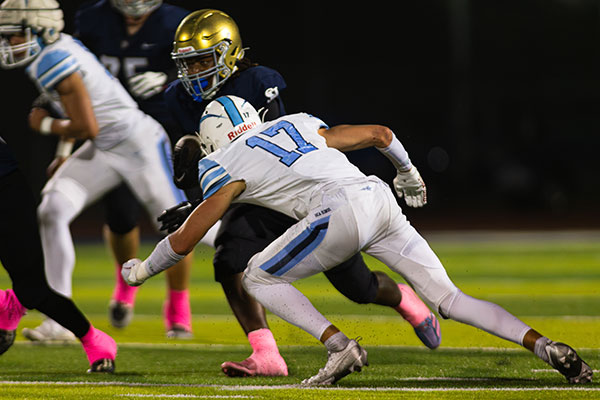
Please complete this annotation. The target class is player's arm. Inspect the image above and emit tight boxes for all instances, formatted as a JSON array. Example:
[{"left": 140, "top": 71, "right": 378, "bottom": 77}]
[
  {"left": 318, "top": 124, "right": 393, "bottom": 152},
  {"left": 319, "top": 124, "right": 427, "bottom": 207},
  {"left": 122, "top": 181, "right": 246, "bottom": 286},
  {"left": 29, "top": 72, "right": 98, "bottom": 140}
]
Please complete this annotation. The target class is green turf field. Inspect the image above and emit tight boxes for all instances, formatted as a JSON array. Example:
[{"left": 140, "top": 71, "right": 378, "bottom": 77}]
[{"left": 0, "top": 231, "right": 599, "bottom": 399}]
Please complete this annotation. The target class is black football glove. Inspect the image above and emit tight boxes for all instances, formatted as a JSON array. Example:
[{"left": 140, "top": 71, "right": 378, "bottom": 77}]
[
  {"left": 157, "top": 199, "right": 201, "bottom": 233},
  {"left": 31, "top": 93, "right": 65, "bottom": 118},
  {"left": 173, "top": 134, "right": 203, "bottom": 190}
]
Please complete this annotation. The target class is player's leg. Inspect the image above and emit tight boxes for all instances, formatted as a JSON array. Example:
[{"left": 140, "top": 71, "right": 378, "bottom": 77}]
[
  {"left": 117, "top": 126, "right": 197, "bottom": 338},
  {"left": 323, "top": 255, "right": 441, "bottom": 349},
  {"left": 102, "top": 183, "right": 142, "bottom": 328},
  {"left": 25, "top": 142, "right": 121, "bottom": 342},
  {"left": 242, "top": 201, "right": 369, "bottom": 385},
  {"left": 365, "top": 184, "right": 592, "bottom": 383},
  {"left": 213, "top": 205, "right": 289, "bottom": 377},
  {"left": 0, "top": 170, "right": 116, "bottom": 372}
]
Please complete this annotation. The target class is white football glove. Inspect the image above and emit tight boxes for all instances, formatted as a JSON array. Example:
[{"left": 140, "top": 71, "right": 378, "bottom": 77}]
[
  {"left": 127, "top": 71, "right": 167, "bottom": 99},
  {"left": 121, "top": 258, "right": 151, "bottom": 286},
  {"left": 393, "top": 166, "right": 427, "bottom": 208}
]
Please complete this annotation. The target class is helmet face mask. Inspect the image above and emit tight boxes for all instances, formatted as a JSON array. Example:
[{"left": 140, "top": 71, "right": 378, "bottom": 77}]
[
  {"left": 0, "top": 0, "right": 64, "bottom": 69},
  {"left": 172, "top": 9, "right": 243, "bottom": 102},
  {"left": 173, "top": 40, "right": 235, "bottom": 102},
  {"left": 0, "top": 25, "right": 41, "bottom": 68},
  {"left": 110, "top": 0, "right": 162, "bottom": 18},
  {"left": 199, "top": 95, "right": 261, "bottom": 155}
]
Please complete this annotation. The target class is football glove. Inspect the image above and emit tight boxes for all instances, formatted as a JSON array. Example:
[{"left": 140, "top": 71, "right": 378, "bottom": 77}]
[
  {"left": 157, "top": 199, "right": 201, "bottom": 233},
  {"left": 393, "top": 166, "right": 427, "bottom": 208},
  {"left": 127, "top": 71, "right": 167, "bottom": 99},
  {"left": 121, "top": 258, "right": 150, "bottom": 286},
  {"left": 173, "top": 134, "right": 203, "bottom": 190}
]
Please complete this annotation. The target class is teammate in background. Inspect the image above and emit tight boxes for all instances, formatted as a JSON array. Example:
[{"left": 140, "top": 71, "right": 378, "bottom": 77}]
[
  {"left": 123, "top": 95, "right": 593, "bottom": 385},
  {"left": 0, "top": 137, "right": 116, "bottom": 373},
  {"left": 73, "top": 0, "right": 194, "bottom": 338},
  {"left": 160, "top": 9, "right": 441, "bottom": 378},
  {"left": 0, "top": 0, "right": 204, "bottom": 342}
]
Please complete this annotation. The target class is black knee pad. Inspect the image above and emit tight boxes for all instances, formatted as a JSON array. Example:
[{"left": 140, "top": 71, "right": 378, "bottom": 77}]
[{"left": 103, "top": 183, "right": 141, "bottom": 234}]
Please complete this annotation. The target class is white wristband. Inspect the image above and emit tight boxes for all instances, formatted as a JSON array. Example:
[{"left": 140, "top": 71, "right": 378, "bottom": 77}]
[
  {"left": 39, "top": 116, "right": 54, "bottom": 135},
  {"left": 55, "top": 140, "right": 74, "bottom": 158}
]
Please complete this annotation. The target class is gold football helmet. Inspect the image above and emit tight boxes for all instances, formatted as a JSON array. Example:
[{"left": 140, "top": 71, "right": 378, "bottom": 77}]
[{"left": 171, "top": 9, "right": 244, "bottom": 102}]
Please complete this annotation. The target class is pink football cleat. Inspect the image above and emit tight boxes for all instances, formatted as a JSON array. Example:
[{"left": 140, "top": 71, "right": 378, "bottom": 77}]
[
  {"left": 221, "top": 353, "right": 288, "bottom": 377},
  {"left": 0, "top": 289, "right": 27, "bottom": 355},
  {"left": 80, "top": 325, "right": 117, "bottom": 373},
  {"left": 395, "top": 283, "right": 441, "bottom": 349}
]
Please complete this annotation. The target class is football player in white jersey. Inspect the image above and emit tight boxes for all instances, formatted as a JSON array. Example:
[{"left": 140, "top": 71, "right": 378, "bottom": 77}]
[
  {"left": 0, "top": 0, "right": 216, "bottom": 341},
  {"left": 122, "top": 95, "right": 593, "bottom": 385}
]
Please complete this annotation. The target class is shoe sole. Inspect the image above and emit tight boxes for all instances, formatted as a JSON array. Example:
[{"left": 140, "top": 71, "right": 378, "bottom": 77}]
[
  {"left": 221, "top": 362, "right": 255, "bottom": 377},
  {"left": 302, "top": 342, "right": 369, "bottom": 385},
  {"left": 87, "top": 358, "right": 115, "bottom": 373},
  {"left": 0, "top": 329, "right": 16, "bottom": 355}
]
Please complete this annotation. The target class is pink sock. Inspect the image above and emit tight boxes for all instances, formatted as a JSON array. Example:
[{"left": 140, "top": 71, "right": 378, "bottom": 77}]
[
  {"left": 80, "top": 325, "right": 117, "bottom": 364},
  {"left": 164, "top": 289, "right": 191, "bottom": 331},
  {"left": 394, "top": 283, "right": 431, "bottom": 327},
  {"left": 248, "top": 328, "right": 280, "bottom": 356},
  {"left": 0, "top": 289, "right": 26, "bottom": 330},
  {"left": 111, "top": 263, "right": 138, "bottom": 305}
]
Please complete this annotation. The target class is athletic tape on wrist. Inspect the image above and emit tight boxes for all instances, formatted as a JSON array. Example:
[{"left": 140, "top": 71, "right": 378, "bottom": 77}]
[
  {"left": 55, "top": 140, "right": 73, "bottom": 158},
  {"left": 377, "top": 134, "right": 412, "bottom": 172},
  {"left": 145, "top": 236, "right": 185, "bottom": 277},
  {"left": 39, "top": 116, "right": 54, "bottom": 135}
]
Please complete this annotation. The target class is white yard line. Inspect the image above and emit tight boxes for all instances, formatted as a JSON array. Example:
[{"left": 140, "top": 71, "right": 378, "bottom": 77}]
[{"left": 0, "top": 380, "right": 599, "bottom": 392}]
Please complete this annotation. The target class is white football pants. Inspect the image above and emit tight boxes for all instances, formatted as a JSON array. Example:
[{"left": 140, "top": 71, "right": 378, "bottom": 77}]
[
  {"left": 38, "top": 126, "right": 218, "bottom": 298},
  {"left": 242, "top": 176, "right": 531, "bottom": 345}
]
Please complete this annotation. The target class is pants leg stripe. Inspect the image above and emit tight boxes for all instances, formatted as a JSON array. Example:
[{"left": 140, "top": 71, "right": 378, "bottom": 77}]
[{"left": 260, "top": 216, "right": 330, "bottom": 277}]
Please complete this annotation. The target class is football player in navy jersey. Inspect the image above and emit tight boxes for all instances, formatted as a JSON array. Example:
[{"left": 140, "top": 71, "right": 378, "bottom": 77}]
[
  {"left": 161, "top": 9, "right": 441, "bottom": 377},
  {"left": 0, "top": 136, "right": 116, "bottom": 373},
  {"left": 71, "top": 0, "right": 195, "bottom": 338}
]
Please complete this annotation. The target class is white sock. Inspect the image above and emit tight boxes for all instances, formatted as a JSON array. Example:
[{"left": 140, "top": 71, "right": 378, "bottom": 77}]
[
  {"left": 324, "top": 332, "right": 350, "bottom": 353},
  {"left": 534, "top": 336, "right": 552, "bottom": 364}
]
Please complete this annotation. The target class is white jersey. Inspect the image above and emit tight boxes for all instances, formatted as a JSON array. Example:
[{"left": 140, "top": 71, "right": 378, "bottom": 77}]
[
  {"left": 198, "top": 113, "right": 367, "bottom": 220},
  {"left": 25, "top": 34, "right": 155, "bottom": 150}
]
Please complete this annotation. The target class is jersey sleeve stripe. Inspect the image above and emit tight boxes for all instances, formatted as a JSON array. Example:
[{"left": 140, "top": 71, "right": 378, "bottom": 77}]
[
  {"left": 198, "top": 159, "right": 232, "bottom": 198},
  {"left": 38, "top": 56, "right": 79, "bottom": 90}
]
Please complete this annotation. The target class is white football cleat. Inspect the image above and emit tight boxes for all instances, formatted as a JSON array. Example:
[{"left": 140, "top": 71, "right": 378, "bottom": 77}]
[
  {"left": 301, "top": 339, "right": 368, "bottom": 385},
  {"left": 22, "top": 318, "right": 76, "bottom": 343}
]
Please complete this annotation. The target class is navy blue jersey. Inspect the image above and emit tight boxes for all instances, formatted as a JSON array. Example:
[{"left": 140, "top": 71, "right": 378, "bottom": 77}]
[
  {"left": 0, "top": 136, "right": 18, "bottom": 177},
  {"left": 164, "top": 65, "right": 287, "bottom": 135},
  {"left": 74, "top": 0, "right": 188, "bottom": 132}
]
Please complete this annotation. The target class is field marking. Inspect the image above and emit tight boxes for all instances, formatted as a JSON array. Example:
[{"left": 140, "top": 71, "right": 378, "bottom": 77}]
[
  {"left": 9, "top": 341, "right": 600, "bottom": 353},
  {"left": 118, "top": 396, "right": 252, "bottom": 399},
  {"left": 1, "top": 380, "right": 599, "bottom": 392}
]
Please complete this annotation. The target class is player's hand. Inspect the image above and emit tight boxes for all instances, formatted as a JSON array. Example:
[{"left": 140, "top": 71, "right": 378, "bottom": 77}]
[
  {"left": 46, "top": 156, "right": 67, "bottom": 178},
  {"left": 157, "top": 201, "right": 195, "bottom": 233},
  {"left": 121, "top": 258, "right": 148, "bottom": 286},
  {"left": 127, "top": 71, "right": 167, "bottom": 99},
  {"left": 393, "top": 166, "right": 427, "bottom": 207},
  {"left": 28, "top": 107, "right": 50, "bottom": 132}
]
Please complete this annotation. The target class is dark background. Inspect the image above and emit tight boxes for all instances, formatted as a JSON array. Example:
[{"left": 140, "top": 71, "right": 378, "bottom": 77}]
[{"left": 2, "top": 0, "right": 599, "bottom": 235}]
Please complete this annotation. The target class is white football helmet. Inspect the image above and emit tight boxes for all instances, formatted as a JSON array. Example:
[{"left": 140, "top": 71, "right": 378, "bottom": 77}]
[
  {"left": 110, "top": 0, "right": 162, "bottom": 18},
  {"left": 198, "top": 95, "right": 261, "bottom": 155},
  {"left": 0, "top": 0, "right": 63, "bottom": 69}
]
